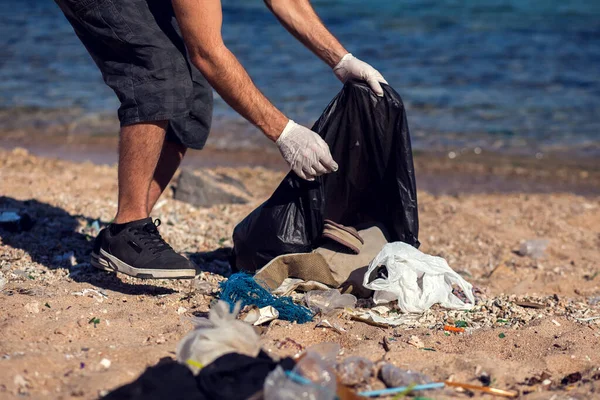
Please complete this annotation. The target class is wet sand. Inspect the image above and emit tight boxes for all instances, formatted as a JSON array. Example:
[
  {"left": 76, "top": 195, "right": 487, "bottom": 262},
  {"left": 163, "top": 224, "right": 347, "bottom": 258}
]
[{"left": 2, "top": 129, "right": 600, "bottom": 197}]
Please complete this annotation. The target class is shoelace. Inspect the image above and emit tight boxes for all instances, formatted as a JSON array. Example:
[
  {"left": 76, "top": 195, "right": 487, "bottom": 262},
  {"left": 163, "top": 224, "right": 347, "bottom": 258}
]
[{"left": 130, "top": 219, "right": 173, "bottom": 255}]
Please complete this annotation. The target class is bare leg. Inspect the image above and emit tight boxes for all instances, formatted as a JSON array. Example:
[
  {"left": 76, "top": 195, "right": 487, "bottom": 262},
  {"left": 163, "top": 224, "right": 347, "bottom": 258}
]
[
  {"left": 147, "top": 140, "right": 187, "bottom": 214},
  {"left": 114, "top": 121, "right": 167, "bottom": 224}
]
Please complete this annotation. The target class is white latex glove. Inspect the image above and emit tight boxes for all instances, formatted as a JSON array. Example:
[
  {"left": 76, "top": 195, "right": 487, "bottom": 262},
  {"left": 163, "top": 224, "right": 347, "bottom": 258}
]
[
  {"left": 333, "top": 53, "right": 388, "bottom": 97},
  {"left": 276, "top": 120, "right": 338, "bottom": 181}
]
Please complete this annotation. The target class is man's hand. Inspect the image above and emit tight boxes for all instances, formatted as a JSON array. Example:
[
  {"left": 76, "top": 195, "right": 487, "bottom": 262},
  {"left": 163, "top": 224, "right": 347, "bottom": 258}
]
[
  {"left": 333, "top": 54, "right": 388, "bottom": 97},
  {"left": 276, "top": 120, "right": 338, "bottom": 181}
]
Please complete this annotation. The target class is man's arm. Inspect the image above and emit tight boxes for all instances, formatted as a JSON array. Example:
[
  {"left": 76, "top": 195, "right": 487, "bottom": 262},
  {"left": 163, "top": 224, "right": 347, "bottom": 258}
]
[
  {"left": 172, "top": 0, "right": 286, "bottom": 140},
  {"left": 264, "top": 0, "right": 346, "bottom": 68},
  {"left": 171, "top": 0, "right": 337, "bottom": 180},
  {"left": 265, "top": 0, "right": 388, "bottom": 96}
]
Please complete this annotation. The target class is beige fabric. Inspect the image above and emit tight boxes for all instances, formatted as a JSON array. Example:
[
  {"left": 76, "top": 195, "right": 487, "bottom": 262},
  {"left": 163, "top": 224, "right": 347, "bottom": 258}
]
[
  {"left": 254, "top": 252, "right": 337, "bottom": 291},
  {"left": 254, "top": 224, "right": 389, "bottom": 298},
  {"left": 316, "top": 225, "right": 389, "bottom": 297},
  {"left": 322, "top": 223, "right": 363, "bottom": 254}
]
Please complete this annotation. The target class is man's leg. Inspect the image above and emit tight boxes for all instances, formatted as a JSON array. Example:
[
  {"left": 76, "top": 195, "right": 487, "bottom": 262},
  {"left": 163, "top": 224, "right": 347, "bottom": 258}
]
[
  {"left": 92, "top": 121, "right": 195, "bottom": 279},
  {"left": 147, "top": 140, "right": 187, "bottom": 214},
  {"left": 114, "top": 121, "right": 167, "bottom": 224}
]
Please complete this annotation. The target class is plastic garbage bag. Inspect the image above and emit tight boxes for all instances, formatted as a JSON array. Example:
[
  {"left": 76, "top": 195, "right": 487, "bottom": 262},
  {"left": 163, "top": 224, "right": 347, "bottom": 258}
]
[
  {"left": 232, "top": 81, "right": 419, "bottom": 272},
  {"left": 264, "top": 343, "right": 339, "bottom": 400},
  {"left": 305, "top": 289, "right": 357, "bottom": 314},
  {"left": 176, "top": 300, "right": 260, "bottom": 374},
  {"left": 363, "top": 242, "right": 475, "bottom": 313}
]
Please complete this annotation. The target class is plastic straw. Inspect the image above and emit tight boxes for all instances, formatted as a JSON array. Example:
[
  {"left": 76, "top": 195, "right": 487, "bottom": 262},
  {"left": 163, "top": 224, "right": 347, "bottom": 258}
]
[{"left": 359, "top": 382, "right": 445, "bottom": 397}]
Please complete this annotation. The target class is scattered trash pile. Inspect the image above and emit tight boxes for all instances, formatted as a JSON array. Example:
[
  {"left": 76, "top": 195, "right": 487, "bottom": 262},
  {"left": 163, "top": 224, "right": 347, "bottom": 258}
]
[
  {"left": 101, "top": 80, "right": 598, "bottom": 398},
  {"left": 105, "top": 300, "right": 523, "bottom": 400}
]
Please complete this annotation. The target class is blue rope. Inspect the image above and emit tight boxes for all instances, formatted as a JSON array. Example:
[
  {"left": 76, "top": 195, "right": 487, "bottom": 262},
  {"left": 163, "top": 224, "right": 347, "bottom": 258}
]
[{"left": 220, "top": 273, "right": 313, "bottom": 324}]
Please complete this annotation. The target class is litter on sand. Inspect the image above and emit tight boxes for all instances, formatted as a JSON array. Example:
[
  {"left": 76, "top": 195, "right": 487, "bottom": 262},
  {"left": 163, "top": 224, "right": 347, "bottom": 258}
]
[
  {"left": 220, "top": 273, "right": 313, "bottom": 323},
  {"left": 177, "top": 300, "right": 261, "bottom": 373},
  {"left": 363, "top": 242, "right": 475, "bottom": 313},
  {"left": 443, "top": 325, "right": 465, "bottom": 333},
  {"left": 359, "top": 380, "right": 519, "bottom": 398},
  {"left": 305, "top": 289, "right": 357, "bottom": 314},
  {"left": 243, "top": 306, "right": 279, "bottom": 326},
  {"left": 345, "top": 309, "right": 418, "bottom": 327}
]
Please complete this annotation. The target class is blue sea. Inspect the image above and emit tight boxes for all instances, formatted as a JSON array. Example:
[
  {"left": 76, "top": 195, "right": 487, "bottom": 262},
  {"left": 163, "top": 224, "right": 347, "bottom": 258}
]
[{"left": 1, "top": 0, "right": 599, "bottom": 157}]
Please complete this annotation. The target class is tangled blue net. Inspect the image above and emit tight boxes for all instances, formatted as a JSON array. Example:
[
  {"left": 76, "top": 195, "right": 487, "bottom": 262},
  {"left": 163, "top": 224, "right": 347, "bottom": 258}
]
[{"left": 220, "top": 273, "right": 313, "bottom": 324}]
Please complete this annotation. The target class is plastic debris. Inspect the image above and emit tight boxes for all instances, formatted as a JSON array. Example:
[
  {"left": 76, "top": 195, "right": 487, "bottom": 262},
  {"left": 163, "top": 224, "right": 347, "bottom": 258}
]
[
  {"left": 443, "top": 325, "right": 465, "bottom": 333},
  {"left": 53, "top": 251, "right": 76, "bottom": 266},
  {"left": 90, "top": 220, "right": 101, "bottom": 233},
  {"left": 379, "top": 364, "right": 431, "bottom": 388},
  {"left": 346, "top": 308, "right": 417, "bottom": 327},
  {"left": 264, "top": 343, "right": 339, "bottom": 400},
  {"left": 360, "top": 382, "right": 445, "bottom": 397},
  {"left": 220, "top": 273, "right": 313, "bottom": 323},
  {"left": 561, "top": 372, "right": 582, "bottom": 385},
  {"left": 0, "top": 211, "right": 34, "bottom": 232},
  {"left": 336, "top": 356, "right": 374, "bottom": 386},
  {"left": 316, "top": 318, "right": 346, "bottom": 334},
  {"left": 305, "top": 289, "right": 357, "bottom": 314},
  {"left": 515, "top": 301, "right": 545, "bottom": 309},
  {"left": 194, "top": 279, "right": 213, "bottom": 295},
  {"left": 71, "top": 288, "right": 107, "bottom": 302},
  {"left": 177, "top": 300, "right": 261, "bottom": 374},
  {"left": 243, "top": 306, "right": 279, "bottom": 326},
  {"left": 0, "top": 211, "right": 20, "bottom": 223},
  {"left": 517, "top": 239, "right": 549, "bottom": 259},
  {"left": 273, "top": 278, "right": 330, "bottom": 296},
  {"left": 177, "top": 307, "right": 187, "bottom": 315},
  {"left": 363, "top": 242, "right": 475, "bottom": 313},
  {"left": 99, "top": 358, "right": 111, "bottom": 369},
  {"left": 445, "top": 381, "right": 518, "bottom": 397}
]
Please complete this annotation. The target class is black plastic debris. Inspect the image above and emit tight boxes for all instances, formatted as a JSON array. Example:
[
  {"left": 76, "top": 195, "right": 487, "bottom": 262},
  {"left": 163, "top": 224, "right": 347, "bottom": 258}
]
[
  {"left": 103, "top": 352, "right": 295, "bottom": 400},
  {"left": 0, "top": 211, "right": 34, "bottom": 233},
  {"left": 233, "top": 81, "right": 420, "bottom": 272},
  {"left": 561, "top": 372, "right": 582, "bottom": 385}
]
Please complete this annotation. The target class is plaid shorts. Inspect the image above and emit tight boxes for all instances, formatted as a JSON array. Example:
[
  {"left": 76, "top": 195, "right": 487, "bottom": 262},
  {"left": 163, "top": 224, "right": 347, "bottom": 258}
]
[{"left": 55, "top": 0, "right": 213, "bottom": 149}]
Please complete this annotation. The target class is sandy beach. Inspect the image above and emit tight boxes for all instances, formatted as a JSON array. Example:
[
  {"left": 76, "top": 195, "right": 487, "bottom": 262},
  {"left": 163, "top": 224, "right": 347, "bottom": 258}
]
[{"left": 1, "top": 146, "right": 599, "bottom": 399}]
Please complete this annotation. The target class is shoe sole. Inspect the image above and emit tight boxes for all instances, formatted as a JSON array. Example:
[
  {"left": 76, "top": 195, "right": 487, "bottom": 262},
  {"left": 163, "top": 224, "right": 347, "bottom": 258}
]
[{"left": 90, "top": 249, "right": 196, "bottom": 279}]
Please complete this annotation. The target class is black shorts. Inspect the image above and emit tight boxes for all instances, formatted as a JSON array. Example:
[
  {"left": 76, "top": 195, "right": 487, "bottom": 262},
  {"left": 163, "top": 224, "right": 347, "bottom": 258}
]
[{"left": 55, "top": 0, "right": 213, "bottom": 149}]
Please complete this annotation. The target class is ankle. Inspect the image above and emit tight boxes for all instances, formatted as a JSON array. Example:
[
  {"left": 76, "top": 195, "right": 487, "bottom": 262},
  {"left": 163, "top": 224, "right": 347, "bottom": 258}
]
[{"left": 113, "top": 212, "right": 148, "bottom": 225}]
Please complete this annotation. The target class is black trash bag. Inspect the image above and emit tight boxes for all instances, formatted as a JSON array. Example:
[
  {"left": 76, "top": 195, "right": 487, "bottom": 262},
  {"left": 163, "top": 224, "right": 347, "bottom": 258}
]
[{"left": 232, "top": 81, "right": 419, "bottom": 272}]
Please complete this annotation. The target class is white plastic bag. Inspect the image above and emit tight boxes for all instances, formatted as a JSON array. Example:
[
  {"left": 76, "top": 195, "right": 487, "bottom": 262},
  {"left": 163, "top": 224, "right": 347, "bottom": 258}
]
[
  {"left": 363, "top": 242, "right": 474, "bottom": 313},
  {"left": 176, "top": 300, "right": 261, "bottom": 373}
]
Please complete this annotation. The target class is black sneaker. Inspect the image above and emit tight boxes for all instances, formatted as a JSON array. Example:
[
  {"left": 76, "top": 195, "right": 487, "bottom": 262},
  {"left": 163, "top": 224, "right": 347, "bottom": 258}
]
[{"left": 90, "top": 218, "right": 196, "bottom": 279}]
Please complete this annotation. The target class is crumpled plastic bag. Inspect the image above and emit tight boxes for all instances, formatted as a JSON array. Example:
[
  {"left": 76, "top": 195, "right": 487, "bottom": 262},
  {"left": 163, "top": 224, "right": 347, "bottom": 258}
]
[
  {"left": 176, "top": 300, "right": 261, "bottom": 374},
  {"left": 363, "top": 242, "right": 474, "bottom": 313},
  {"left": 305, "top": 289, "right": 357, "bottom": 314}
]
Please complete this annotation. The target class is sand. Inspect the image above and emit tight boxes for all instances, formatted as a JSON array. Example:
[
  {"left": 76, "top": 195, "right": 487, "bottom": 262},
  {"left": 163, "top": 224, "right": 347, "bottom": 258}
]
[{"left": 1, "top": 147, "right": 599, "bottom": 399}]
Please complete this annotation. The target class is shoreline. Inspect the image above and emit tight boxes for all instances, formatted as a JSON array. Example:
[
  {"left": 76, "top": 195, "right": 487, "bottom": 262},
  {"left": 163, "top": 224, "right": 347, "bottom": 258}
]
[{"left": 2, "top": 134, "right": 600, "bottom": 196}]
